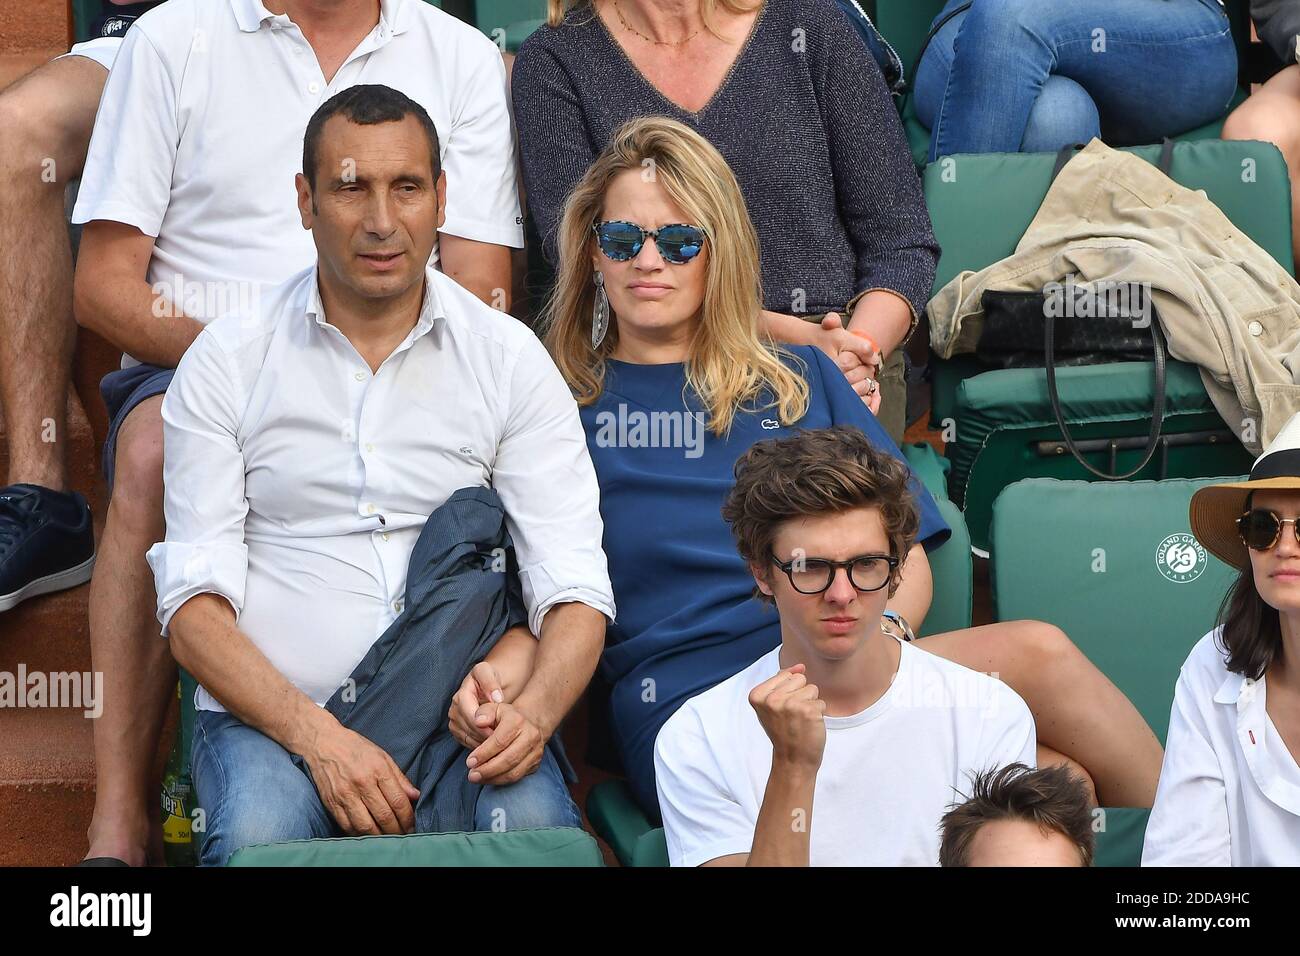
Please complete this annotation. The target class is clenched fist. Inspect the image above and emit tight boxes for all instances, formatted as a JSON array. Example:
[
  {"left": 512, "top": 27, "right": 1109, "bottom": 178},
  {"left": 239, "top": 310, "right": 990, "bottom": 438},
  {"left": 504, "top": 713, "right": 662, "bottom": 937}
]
[{"left": 748, "top": 663, "right": 827, "bottom": 771}]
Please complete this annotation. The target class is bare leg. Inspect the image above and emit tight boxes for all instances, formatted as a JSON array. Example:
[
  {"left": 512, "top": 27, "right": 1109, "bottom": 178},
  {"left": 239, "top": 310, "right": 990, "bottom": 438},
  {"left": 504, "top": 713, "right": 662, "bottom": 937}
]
[
  {"left": 0, "top": 55, "right": 107, "bottom": 490},
  {"left": 918, "top": 620, "right": 1162, "bottom": 808},
  {"left": 85, "top": 397, "right": 177, "bottom": 864},
  {"left": 1222, "top": 65, "right": 1300, "bottom": 277}
]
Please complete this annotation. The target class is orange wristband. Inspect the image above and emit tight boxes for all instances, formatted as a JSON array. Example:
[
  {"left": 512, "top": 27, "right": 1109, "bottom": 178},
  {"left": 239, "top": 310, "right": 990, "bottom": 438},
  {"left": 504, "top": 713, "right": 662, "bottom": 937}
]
[{"left": 847, "top": 329, "right": 883, "bottom": 368}]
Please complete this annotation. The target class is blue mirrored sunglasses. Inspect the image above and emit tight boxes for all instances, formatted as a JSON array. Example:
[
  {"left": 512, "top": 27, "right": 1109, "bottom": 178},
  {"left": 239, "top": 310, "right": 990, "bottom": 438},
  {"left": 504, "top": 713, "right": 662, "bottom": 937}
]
[{"left": 592, "top": 220, "right": 706, "bottom": 264}]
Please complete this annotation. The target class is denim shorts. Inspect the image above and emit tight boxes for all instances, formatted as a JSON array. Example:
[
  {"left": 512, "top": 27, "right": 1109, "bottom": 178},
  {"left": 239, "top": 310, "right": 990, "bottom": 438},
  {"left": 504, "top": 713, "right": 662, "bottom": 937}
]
[{"left": 99, "top": 363, "right": 174, "bottom": 491}]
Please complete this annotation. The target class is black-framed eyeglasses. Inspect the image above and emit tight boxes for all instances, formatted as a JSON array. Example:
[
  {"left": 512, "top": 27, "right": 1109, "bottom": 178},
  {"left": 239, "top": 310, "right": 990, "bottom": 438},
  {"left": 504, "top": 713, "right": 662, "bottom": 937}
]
[
  {"left": 592, "top": 220, "right": 706, "bottom": 264},
  {"left": 769, "top": 551, "right": 898, "bottom": 595},
  {"left": 1238, "top": 509, "right": 1300, "bottom": 551}
]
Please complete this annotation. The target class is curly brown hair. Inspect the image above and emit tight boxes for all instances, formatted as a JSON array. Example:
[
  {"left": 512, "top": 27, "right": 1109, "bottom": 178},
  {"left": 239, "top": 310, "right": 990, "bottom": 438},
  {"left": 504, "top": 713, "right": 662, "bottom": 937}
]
[
  {"left": 939, "top": 763, "right": 1095, "bottom": 867},
  {"left": 720, "top": 426, "right": 919, "bottom": 601}
]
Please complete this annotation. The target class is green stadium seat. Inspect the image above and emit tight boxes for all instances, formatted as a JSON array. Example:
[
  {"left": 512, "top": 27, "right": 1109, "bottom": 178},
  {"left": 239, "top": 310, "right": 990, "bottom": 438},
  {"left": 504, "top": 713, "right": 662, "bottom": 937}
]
[
  {"left": 475, "top": 0, "right": 546, "bottom": 50},
  {"left": 227, "top": 827, "right": 604, "bottom": 866},
  {"left": 991, "top": 476, "right": 1242, "bottom": 864},
  {"left": 924, "top": 139, "right": 1290, "bottom": 551}
]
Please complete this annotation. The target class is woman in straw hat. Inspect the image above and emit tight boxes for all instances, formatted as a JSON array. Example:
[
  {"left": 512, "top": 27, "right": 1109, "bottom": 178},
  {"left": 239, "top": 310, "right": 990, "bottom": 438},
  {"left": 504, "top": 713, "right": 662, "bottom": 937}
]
[{"left": 1144, "top": 414, "right": 1300, "bottom": 865}]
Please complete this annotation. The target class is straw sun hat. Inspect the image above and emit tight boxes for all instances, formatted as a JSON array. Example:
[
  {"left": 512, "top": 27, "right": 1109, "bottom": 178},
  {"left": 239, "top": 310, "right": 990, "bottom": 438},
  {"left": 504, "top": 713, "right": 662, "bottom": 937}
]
[{"left": 1190, "top": 413, "right": 1300, "bottom": 571}]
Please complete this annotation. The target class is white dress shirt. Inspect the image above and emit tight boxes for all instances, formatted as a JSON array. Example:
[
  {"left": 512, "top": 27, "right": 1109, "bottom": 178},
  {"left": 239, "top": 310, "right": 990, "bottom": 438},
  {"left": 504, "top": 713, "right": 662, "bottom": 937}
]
[
  {"left": 72, "top": 0, "right": 523, "bottom": 365},
  {"left": 1143, "top": 629, "right": 1300, "bottom": 866},
  {"left": 146, "top": 264, "right": 614, "bottom": 713}
]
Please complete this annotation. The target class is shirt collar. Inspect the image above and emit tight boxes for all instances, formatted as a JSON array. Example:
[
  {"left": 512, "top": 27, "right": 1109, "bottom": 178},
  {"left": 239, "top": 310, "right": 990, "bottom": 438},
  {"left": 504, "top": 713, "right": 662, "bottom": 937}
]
[
  {"left": 304, "top": 264, "right": 445, "bottom": 340},
  {"left": 1213, "top": 671, "right": 1249, "bottom": 705},
  {"left": 231, "top": 0, "right": 411, "bottom": 37}
]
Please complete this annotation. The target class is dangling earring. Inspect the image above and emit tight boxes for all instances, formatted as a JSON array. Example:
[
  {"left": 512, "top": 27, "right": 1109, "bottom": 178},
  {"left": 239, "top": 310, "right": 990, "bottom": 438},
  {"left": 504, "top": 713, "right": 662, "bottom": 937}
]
[{"left": 591, "top": 271, "right": 609, "bottom": 349}]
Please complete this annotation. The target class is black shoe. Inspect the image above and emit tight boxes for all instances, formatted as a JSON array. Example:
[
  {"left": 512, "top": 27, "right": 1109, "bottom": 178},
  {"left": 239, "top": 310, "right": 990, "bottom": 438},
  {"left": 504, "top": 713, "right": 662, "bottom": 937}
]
[{"left": 0, "top": 484, "right": 95, "bottom": 612}]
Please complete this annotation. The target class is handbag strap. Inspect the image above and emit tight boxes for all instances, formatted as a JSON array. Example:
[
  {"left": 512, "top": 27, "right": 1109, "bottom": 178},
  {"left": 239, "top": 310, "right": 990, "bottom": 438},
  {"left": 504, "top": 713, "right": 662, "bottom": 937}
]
[
  {"left": 907, "top": 1, "right": 973, "bottom": 91},
  {"left": 1044, "top": 309, "right": 1168, "bottom": 480},
  {"left": 1052, "top": 137, "right": 1176, "bottom": 182}
]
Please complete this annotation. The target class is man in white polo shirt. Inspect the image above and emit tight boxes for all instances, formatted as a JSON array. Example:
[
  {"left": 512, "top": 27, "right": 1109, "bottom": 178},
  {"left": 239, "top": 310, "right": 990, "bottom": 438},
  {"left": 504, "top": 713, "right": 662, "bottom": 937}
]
[
  {"left": 654, "top": 427, "right": 1036, "bottom": 866},
  {"left": 148, "top": 84, "right": 611, "bottom": 865},
  {"left": 69, "top": 0, "right": 526, "bottom": 866}
]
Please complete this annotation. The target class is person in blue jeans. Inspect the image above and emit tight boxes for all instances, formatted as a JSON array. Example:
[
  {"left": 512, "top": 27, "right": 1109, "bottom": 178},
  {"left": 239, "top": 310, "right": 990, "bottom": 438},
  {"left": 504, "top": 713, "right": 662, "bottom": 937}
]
[{"left": 913, "top": 0, "right": 1239, "bottom": 162}]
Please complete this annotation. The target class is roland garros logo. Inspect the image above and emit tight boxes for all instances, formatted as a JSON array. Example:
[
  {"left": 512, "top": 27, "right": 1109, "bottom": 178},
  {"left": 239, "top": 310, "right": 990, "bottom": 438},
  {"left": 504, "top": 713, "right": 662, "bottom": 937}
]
[{"left": 1156, "top": 533, "right": 1207, "bottom": 584}]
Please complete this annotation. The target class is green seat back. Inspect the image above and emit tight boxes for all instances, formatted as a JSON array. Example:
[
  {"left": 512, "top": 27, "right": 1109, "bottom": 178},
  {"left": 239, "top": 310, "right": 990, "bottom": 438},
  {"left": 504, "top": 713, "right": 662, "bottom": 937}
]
[
  {"left": 925, "top": 137, "right": 1294, "bottom": 436},
  {"left": 870, "top": 0, "right": 947, "bottom": 79},
  {"left": 227, "top": 827, "right": 604, "bottom": 866},
  {"left": 587, "top": 779, "right": 667, "bottom": 867},
  {"left": 922, "top": 497, "right": 973, "bottom": 635},
  {"left": 953, "top": 361, "right": 1253, "bottom": 552},
  {"left": 1093, "top": 807, "right": 1151, "bottom": 868},
  {"left": 474, "top": 0, "right": 545, "bottom": 48},
  {"left": 991, "top": 477, "right": 1239, "bottom": 743}
]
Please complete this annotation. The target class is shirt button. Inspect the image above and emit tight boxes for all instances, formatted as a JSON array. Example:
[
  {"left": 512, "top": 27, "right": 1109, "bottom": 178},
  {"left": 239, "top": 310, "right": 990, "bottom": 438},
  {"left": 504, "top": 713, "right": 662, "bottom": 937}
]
[
  {"left": 381, "top": 532, "right": 390, "bottom": 542},
  {"left": 292, "top": 46, "right": 302, "bottom": 55},
  {"left": 309, "top": 82, "right": 320, "bottom": 94},
  {"left": 365, "top": 443, "right": 375, "bottom": 453},
  {"left": 1248, "top": 321, "right": 1263, "bottom": 337},
  {"left": 365, "top": 503, "right": 376, "bottom": 514},
  {"left": 354, "top": 371, "right": 366, "bottom": 382},
  {"left": 392, "top": 599, "right": 404, "bottom": 613}
]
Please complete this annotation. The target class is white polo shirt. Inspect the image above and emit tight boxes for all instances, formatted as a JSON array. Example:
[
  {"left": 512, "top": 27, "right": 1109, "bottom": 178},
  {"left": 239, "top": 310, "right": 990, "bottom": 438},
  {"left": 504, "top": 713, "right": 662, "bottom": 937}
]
[
  {"left": 1144, "top": 629, "right": 1300, "bottom": 866},
  {"left": 73, "top": 0, "right": 523, "bottom": 361},
  {"left": 146, "top": 263, "right": 614, "bottom": 713}
]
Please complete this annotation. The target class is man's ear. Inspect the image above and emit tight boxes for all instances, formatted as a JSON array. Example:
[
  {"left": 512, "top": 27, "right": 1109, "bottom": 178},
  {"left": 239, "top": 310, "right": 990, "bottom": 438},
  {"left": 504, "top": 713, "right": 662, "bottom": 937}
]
[
  {"left": 295, "top": 172, "right": 314, "bottom": 230},
  {"left": 750, "top": 562, "right": 775, "bottom": 599},
  {"left": 435, "top": 169, "right": 447, "bottom": 231}
]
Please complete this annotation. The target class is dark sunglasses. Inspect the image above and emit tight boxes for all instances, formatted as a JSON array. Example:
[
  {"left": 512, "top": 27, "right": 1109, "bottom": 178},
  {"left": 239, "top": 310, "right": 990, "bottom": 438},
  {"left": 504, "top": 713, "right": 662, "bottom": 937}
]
[
  {"left": 592, "top": 220, "right": 706, "bottom": 264},
  {"left": 1237, "top": 509, "right": 1300, "bottom": 551},
  {"left": 769, "top": 552, "right": 899, "bottom": 595}
]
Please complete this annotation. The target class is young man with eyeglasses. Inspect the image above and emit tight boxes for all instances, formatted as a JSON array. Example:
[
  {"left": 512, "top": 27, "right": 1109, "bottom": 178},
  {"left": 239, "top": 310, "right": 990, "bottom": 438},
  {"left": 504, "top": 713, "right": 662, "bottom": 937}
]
[{"left": 653, "top": 427, "right": 1036, "bottom": 866}]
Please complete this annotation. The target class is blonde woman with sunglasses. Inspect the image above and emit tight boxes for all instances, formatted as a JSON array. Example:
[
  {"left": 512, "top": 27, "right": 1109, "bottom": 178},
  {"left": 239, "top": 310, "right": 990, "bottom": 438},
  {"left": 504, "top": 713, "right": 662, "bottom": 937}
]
[{"left": 535, "top": 115, "right": 1164, "bottom": 820}]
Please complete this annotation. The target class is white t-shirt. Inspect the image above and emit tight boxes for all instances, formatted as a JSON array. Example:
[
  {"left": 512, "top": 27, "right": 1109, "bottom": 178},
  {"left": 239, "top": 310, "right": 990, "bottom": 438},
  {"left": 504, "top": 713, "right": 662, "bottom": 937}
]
[
  {"left": 72, "top": 0, "right": 524, "bottom": 363},
  {"left": 1143, "top": 629, "right": 1300, "bottom": 866},
  {"left": 654, "top": 641, "right": 1037, "bottom": 867}
]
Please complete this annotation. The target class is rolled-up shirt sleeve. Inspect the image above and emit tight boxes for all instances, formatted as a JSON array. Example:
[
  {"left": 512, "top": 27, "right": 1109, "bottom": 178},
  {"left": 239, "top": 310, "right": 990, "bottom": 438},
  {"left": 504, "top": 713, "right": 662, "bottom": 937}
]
[
  {"left": 492, "top": 332, "right": 615, "bottom": 635},
  {"left": 145, "top": 330, "right": 249, "bottom": 637}
]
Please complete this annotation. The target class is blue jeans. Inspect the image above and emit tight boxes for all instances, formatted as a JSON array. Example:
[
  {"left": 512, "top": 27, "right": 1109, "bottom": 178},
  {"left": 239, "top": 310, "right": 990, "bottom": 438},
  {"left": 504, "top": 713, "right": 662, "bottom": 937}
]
[
  {"left": 192, "top": 709, "right": 583, "bottom": 866},
  {"left": 913, "top": 0, "right": 1238, "bottom": 162}
]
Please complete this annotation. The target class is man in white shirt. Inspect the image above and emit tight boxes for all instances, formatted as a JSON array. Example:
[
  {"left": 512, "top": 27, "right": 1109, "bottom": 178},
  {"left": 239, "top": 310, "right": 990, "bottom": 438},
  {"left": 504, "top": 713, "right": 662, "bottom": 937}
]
[
  {"left": 147, "top": 84, "right": 611, "bottom": 865},
  {"left": 69, "top": 0, "right": 526, "bottom": 865},
  {"left": 654, "top": 427, "right": 1035, "bottom": 866}
]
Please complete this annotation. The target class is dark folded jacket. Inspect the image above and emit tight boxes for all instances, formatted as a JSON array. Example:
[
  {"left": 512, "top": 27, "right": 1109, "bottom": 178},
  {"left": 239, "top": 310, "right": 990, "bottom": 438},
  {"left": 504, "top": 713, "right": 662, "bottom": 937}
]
[
  {"left": 294, "top": 486, "right": 528, "bottom": 833},
  {"left": 1252, "top": 0, "right": 1300, "bottom": 64}
]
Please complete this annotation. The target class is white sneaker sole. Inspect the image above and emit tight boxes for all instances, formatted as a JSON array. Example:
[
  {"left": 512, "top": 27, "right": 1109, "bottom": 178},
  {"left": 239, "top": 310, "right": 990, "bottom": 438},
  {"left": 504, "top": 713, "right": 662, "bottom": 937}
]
[{"left": 0, "top": 552, "right": 96, "bottom": 612}]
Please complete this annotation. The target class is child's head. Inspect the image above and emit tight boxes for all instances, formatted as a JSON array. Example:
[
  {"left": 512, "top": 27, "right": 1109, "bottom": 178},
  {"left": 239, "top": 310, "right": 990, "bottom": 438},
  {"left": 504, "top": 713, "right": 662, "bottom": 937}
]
[{"left": 722, "top": 426, "right": 919, "bottom": 663}]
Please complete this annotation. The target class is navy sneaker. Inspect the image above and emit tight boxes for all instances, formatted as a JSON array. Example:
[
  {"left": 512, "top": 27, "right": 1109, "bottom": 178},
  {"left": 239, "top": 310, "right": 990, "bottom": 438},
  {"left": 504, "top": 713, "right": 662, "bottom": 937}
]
[{"left": 0, "top": 484, "right": 95, "bottom": 612}]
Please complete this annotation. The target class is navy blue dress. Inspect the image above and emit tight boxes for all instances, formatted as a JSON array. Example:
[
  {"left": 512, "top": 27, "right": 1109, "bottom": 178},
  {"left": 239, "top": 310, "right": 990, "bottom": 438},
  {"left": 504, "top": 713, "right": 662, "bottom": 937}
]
[{"left": 581, "top": 346, "right": 950, "bottom": 816}]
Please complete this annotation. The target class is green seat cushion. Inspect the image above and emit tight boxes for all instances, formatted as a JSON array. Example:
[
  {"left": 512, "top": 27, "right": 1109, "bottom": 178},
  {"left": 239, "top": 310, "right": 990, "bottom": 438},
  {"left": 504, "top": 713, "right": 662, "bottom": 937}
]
[
  {"left": 586, "top": 779, "right": 668, "bottom": 867},
  {"left": 991, "top": 476, "right": 1240, "bottom": 743},
  {"left": 952, "top": 361, "right": 1253, "bottom": 552},
  {"left": 901, "top": 440, "right": 951, "bottom": 500},
  {"left": 1093, "top": 807, "right": 1151, "bottom": 867},
  {"left": 227, "top": 826, "right": 604, "bottom": 866},
  {"left": 921, "top": 497, "right": 972, "bottom": 636}
]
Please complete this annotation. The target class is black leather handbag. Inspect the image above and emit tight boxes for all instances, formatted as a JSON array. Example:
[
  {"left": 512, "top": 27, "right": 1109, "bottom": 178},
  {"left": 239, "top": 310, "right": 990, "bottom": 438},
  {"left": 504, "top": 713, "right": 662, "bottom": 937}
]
[{"left": 971, "top": 141, "right": 1174, "bottom": 480}]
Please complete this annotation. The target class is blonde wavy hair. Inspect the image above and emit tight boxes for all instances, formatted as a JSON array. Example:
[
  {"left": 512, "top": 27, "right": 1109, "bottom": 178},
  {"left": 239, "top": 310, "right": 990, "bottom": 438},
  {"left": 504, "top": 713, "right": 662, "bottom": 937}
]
[
  {"left": 546, "top": 0, "right": 763, "bottom": 34},
  {"left": 539, "top": 116, "right": 809, "bottom": 436}
]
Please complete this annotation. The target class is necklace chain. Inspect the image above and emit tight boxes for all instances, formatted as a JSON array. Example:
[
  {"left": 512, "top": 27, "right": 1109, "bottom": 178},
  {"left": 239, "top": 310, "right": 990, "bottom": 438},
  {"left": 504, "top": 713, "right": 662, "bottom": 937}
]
[{"left": 613, "top": 0, "right": 700, "bottom": 47}]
